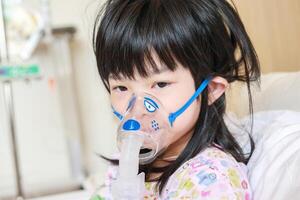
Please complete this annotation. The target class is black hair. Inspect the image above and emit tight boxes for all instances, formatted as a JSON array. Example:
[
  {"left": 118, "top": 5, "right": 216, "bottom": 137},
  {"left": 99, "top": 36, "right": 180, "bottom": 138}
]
[{"left": 93, "top": 0, "right": 260, "bottom": 194}]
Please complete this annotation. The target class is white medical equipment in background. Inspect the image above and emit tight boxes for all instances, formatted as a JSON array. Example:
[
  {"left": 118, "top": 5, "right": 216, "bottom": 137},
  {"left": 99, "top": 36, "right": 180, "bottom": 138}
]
[{"left": 0, "top": 0, "right": 84, "bottom": 199}]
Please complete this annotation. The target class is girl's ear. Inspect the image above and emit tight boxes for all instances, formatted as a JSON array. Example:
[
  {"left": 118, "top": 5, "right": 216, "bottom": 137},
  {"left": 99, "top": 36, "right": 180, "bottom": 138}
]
[{"left": 207, "top": 76, "right": 229, "bottom": 105}]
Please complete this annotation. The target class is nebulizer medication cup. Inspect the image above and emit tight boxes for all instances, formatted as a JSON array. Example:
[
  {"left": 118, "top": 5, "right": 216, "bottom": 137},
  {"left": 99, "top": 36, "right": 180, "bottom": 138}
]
[{"left": 111, "top": 132, "right": 145, "bottom": 200}]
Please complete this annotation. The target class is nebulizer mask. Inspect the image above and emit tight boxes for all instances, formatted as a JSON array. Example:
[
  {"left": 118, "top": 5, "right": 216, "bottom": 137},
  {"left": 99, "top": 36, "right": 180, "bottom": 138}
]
[{"left": 111, "top": 78, "right": 211, "bottom": 200}]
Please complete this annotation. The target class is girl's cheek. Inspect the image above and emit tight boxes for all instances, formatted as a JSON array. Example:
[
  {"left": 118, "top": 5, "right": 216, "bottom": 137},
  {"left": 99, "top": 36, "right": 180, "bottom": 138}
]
[{"left": 160, "top": 92, "right": 186, "bottom": 113}]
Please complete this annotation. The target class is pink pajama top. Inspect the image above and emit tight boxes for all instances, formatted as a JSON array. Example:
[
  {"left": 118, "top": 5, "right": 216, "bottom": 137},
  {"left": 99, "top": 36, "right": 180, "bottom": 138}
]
[{"left": 91, "top": 146, "right": 251, "bottom": 200}]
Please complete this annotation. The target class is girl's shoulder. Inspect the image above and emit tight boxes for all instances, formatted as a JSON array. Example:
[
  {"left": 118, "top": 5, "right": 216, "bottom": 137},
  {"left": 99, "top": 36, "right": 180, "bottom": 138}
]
[
  {"left": 161, "top": 146, "right": 251, "bottom": 199},
  {"left": 183, "top": 145, "right": 247, "bottom": 174},
  {"left": 170, "top": 146, "right": 248, "bottom": 178}
]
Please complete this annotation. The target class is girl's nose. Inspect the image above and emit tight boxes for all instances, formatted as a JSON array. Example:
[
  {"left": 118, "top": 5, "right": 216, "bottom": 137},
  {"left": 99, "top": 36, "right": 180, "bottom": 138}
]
[
  {"left": 128, "top": 101, "right": 148, "bottom": 121},
  {"left": 128, "top": 96, "right": 149, "bottom": 115}
]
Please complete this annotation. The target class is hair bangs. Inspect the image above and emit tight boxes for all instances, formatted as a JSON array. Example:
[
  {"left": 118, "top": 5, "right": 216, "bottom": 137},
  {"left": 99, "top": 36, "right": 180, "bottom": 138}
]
[{"left": 93, "top": 0, "right": 203, "bottom": 88}]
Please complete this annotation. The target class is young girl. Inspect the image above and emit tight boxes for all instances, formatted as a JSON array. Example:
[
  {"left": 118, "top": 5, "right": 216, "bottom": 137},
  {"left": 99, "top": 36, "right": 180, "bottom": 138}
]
[{"left": 91, "top": 0, "right": 260, "bottom": 199}]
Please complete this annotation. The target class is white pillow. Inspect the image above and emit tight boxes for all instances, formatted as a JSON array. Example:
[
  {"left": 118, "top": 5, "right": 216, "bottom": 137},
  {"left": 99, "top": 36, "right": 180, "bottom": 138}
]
[{"left": 225, "top": 110, "right": 300, "bottom": 200}]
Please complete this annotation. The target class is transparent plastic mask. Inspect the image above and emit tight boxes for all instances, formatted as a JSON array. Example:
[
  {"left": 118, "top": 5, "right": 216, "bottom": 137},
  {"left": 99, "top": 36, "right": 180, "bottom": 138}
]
[
  {"left": 115, "top": 94, "right": 172, "bottom": 164},
  {"left": 112, "top": 77, "right": 211, "bottom": 165}
]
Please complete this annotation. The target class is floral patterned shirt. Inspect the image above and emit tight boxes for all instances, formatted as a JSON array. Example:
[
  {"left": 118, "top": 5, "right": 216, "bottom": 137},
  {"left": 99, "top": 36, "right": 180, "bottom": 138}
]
[{"left": 91, "top": 146, "right": 251, "bottom": 200}]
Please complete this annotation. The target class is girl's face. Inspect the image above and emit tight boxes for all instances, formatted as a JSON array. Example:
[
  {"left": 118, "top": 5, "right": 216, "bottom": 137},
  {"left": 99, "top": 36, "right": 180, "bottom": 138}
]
[{"left": 108, "top": 61, "right": 201, "bottom": 158}]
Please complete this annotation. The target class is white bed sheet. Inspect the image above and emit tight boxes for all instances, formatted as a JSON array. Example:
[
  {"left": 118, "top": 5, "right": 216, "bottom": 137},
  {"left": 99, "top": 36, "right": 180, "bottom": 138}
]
[{"left": 226, "top": 110, "right": 300, "bottom": 200}]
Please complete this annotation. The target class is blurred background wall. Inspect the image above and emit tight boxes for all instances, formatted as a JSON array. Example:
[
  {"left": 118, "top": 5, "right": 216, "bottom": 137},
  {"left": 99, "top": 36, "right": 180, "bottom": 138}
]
[{"left": 234, "top": 0, "right": 300, "bottom": 72}]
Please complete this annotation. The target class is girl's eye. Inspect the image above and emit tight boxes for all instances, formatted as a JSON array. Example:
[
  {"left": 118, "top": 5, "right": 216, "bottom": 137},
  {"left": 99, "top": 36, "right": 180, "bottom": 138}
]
[
  {"left": 155, "top": 82, "right": 169, "bottom": 88},
  {"left": 112, "top": 86, "right": 128, "bottom": 92}
]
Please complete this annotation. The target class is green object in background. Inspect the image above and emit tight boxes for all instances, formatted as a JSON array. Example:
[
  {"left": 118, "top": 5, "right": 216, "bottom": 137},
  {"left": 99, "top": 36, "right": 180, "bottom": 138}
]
[
  {"left": 90, "top": 194, "right": 105, "bottom": 200},
  {"left": 0, "top": 64, "right": 40, "bottom": 79}
]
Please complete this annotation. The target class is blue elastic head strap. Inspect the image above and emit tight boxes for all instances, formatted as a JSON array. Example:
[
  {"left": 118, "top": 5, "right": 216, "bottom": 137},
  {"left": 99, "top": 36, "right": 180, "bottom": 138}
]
[
  {"left": 112, "top": 77, "right": 212, "bottom": 126},
  {"left": 168, "top": 77, "right": 212, "bottom": 126}
]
